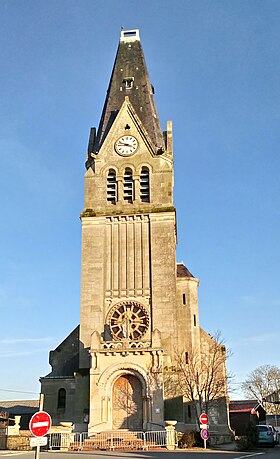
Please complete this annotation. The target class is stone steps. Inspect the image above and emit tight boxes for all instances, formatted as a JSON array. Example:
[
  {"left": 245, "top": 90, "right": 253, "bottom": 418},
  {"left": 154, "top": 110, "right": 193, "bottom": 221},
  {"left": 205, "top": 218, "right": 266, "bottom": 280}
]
[{"left": 72, "top": 430, "right": 144, "bottom": 451}]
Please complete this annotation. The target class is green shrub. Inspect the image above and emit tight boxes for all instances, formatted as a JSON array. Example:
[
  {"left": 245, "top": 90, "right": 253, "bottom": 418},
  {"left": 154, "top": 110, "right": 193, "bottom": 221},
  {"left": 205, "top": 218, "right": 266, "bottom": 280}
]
[
  {"left": 236, "top": 423, "right": 258, "bottom": 450},
  {"left": 178, "top": 430, "right": 204, "bottom": 448}
]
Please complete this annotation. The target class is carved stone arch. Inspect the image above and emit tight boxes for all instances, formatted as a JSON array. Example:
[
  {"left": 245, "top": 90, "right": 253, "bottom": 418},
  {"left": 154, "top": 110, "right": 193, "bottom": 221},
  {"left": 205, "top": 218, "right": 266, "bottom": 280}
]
[
  {"left": 97, "top": 362, "right": 149, "bottom": 398},
  {"left": 97, "top": 362, "right": 150, "bottom": 431},
  {"left": 138, "top": 163, "right": 153, "bottom": 174},
  {"left": 121, "top": 164, "right": 136, "bottom": 175},
  {"left": 101, "top": 165, "right": 119, "bottom": 176}
]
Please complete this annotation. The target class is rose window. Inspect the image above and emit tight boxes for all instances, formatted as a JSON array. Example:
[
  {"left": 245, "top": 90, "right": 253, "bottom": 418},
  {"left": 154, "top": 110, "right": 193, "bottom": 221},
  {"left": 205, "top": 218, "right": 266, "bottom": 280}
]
[{"left": 107, "top": 301, "right": 149, "bottom": 340}]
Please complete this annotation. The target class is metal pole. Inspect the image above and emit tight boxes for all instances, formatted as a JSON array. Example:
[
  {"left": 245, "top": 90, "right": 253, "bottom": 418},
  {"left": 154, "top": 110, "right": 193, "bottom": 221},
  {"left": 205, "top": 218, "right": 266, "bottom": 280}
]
[{"left": 35, "top": 394, "right": 44, "bottom": 459}]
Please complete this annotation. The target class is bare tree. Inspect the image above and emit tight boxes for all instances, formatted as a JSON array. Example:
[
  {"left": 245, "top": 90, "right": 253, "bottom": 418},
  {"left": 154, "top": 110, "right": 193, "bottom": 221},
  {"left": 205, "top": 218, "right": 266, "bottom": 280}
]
[
  {"left": 241, "top": 364, "right": 280, "bottom": 415},
  {"left": 164, "top": 330, "right": 232, "bottom": 428}
]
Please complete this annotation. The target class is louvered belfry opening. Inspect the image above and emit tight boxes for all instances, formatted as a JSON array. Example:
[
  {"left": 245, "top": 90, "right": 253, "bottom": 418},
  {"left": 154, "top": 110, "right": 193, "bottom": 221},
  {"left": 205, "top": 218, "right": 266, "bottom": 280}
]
[
  {"left": 140, "top": 167, "right": 150, "bottom": 202},
  {"left": 123, "top": 168, "right": 134, "bottom": 203},
  {"left": 107, "top": 169, "right": 117, "bottom": 204}
]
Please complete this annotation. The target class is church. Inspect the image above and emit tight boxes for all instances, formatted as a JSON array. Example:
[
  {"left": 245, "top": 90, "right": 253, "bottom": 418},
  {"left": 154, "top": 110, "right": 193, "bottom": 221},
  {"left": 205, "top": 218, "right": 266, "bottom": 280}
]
[{"left": 40, "top": 29, "right": 230, "bottom": 437}]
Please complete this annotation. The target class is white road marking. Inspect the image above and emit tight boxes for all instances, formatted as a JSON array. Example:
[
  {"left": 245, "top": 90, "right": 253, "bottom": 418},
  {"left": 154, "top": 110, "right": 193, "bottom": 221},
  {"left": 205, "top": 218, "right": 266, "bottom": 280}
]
[
  {"left": 0, "top": 453, "right": 30, "bottom": 456},
  {"left": 234, "top": 453, "right": 265, "bottom": 459}
]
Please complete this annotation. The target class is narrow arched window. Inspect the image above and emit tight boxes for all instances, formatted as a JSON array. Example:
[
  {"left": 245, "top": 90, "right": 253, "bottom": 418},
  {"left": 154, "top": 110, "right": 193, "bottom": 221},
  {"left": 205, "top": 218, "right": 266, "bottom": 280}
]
[
  {"left": 140, "top": 167, "right": 150, "bottom": 202},
  {"left": 107, "top": 169, "right": 117, "bottom": 204},
  {"left": 57, "top": 388, "right": 66, "bottom": 410},
  {"left": 123, "top": 168, "right": 134, "bottom": 203}
]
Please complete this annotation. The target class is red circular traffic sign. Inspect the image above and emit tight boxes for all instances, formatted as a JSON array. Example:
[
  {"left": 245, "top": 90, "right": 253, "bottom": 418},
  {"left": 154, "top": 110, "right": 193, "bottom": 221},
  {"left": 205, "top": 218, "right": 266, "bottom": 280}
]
[
  {"left": 201, "top": 428, "right": 210, "bottom": 440},
  {"left": 199, "top": 413, "right": 209, "bottom": 425},
  {"left": 29, "top": 411, "right": 51, "bottom": 437}
]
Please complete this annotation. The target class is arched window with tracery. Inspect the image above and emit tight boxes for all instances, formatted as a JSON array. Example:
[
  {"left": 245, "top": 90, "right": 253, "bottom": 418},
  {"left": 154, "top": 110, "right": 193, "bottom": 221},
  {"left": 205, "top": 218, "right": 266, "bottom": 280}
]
[
  {"left": 140, "top": 167, "right": 150, "bottom": 202},
  {"left": 57, "top": 388, "right": 66, "bottom": 410},
  {"left": 123, "top": 168, "right": 134, "bottom": 203},
  {"left": 107, "top": 169, "right": 117, "bottom": 204}
]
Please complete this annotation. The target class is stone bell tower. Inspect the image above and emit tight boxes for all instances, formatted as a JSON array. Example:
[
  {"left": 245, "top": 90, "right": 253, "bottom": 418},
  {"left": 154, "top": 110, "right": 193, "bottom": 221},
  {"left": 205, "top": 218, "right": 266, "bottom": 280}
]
[
  {"left": 79, "top": 29, "right": 180, "bottom": 433},
  {"left": 41, "top": 29, "right": 231, "bottom": 438}
]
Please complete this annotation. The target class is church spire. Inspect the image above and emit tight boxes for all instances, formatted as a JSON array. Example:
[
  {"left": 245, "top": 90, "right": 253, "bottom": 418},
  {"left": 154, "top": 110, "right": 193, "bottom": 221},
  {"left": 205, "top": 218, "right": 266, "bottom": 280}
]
[{"left": 94, "top": 29, "right": 164, "bottom": 151}]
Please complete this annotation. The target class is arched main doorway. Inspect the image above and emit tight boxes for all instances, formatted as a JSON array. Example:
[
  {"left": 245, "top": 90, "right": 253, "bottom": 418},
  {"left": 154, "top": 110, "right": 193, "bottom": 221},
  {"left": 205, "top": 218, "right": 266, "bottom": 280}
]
[{"left": 112, "top": 374, "right": 143, "bottom": 430}]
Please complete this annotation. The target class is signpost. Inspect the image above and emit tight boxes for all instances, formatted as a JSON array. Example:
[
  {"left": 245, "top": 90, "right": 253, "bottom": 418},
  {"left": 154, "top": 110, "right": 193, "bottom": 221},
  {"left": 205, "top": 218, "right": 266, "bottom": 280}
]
[
  {"left": 29, "top": 395, "right": 51, "bottom": 459},
  {"left": 199, "top": 413, "right": 209, "bottom": 449}
]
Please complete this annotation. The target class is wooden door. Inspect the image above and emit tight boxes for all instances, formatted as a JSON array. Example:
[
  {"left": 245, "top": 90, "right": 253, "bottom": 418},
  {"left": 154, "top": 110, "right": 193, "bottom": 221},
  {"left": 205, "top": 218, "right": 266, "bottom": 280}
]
[{"left": 112, "top": 375, "right": 143, "bottom": 430}]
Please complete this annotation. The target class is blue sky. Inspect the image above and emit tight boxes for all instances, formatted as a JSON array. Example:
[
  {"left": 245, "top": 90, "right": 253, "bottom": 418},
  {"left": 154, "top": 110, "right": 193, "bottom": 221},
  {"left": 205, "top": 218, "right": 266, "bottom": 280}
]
[{"left": 0, "top": 0, "right": 279, "bottom": 401}]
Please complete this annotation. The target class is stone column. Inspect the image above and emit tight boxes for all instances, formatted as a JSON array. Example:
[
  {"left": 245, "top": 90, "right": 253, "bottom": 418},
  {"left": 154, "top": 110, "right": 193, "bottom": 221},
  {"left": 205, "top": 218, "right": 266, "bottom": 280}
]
[{"left": 165, "top": 420, "right": 177, "bottom": 450}]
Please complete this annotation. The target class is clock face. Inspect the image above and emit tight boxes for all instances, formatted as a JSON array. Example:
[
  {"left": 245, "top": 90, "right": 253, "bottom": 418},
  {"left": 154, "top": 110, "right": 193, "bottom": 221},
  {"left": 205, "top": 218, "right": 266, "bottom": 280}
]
[
  {"left": 115, "top": 135, "right": 138, "bottom": 156},
  {"left": 107, "top": 301, "right": 149, "bottom": 341}
]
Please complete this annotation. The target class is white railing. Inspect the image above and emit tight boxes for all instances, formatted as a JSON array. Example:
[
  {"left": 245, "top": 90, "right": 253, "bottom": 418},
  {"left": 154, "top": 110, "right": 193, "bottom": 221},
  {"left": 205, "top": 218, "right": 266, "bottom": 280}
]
[
  {"left": 48, "top": 430, "right": 171, "bottom": 450},
  {"left": 48, "top": 432, "right": 88, "bottom": 450},
  {"left": 82, "top": 431, "right": 145, "bottom": 450},
  {"left": 49, "top": 433, "right": 71, "bottom": 450},
  {"left": 144, "top": 430, "right": 168, "bottom": 449}
]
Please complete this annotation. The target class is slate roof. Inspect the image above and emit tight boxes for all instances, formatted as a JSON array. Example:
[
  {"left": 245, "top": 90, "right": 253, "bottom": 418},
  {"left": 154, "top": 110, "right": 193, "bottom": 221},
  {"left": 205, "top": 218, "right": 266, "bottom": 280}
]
[
  {"left": 94, "top": 29, "right": 164, "bottom": 151},
  {"left": 0, "top": 400, "right": 39, "bottom": 414},
  {"left": 177, "top": 263, "right": 194, "bottom": 278},
  {"left": 43, "top": 325, "right": 80, "bottom": 378}
]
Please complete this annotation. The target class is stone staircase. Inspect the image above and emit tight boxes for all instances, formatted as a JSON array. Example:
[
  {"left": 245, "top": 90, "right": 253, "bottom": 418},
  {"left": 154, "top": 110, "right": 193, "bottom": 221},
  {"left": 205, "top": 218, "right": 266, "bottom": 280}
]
[{"left": 78, "top": 430, "right": 144, "bottom": 451}]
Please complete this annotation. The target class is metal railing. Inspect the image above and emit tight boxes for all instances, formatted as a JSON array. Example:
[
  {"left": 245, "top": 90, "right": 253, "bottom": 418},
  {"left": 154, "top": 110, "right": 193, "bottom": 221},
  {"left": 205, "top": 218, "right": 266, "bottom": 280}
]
[
  {"left": 48, "top": 430, "right": 172, "bottom": 451},
  {"left": 82, "top": 431, "right": 145, "bottom": 450},
  {"left": 48, "top": 432, "right": 88, "bottom": 450},
  {"left": 144, "top": 430, "right": 169, "bottom": 449}
]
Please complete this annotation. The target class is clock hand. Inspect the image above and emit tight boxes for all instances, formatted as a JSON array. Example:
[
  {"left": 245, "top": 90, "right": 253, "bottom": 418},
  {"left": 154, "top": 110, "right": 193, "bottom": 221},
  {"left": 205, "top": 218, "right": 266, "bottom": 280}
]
[{"left": 119, "top": 142, "right": 132, "bottom": 146}]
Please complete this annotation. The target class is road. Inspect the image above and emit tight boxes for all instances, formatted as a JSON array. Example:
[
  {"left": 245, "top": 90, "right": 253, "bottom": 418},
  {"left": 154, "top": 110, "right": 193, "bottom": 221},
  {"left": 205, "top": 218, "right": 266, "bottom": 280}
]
[{"left": 0, "top": 446, "right": 279, "bottom": 459}]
